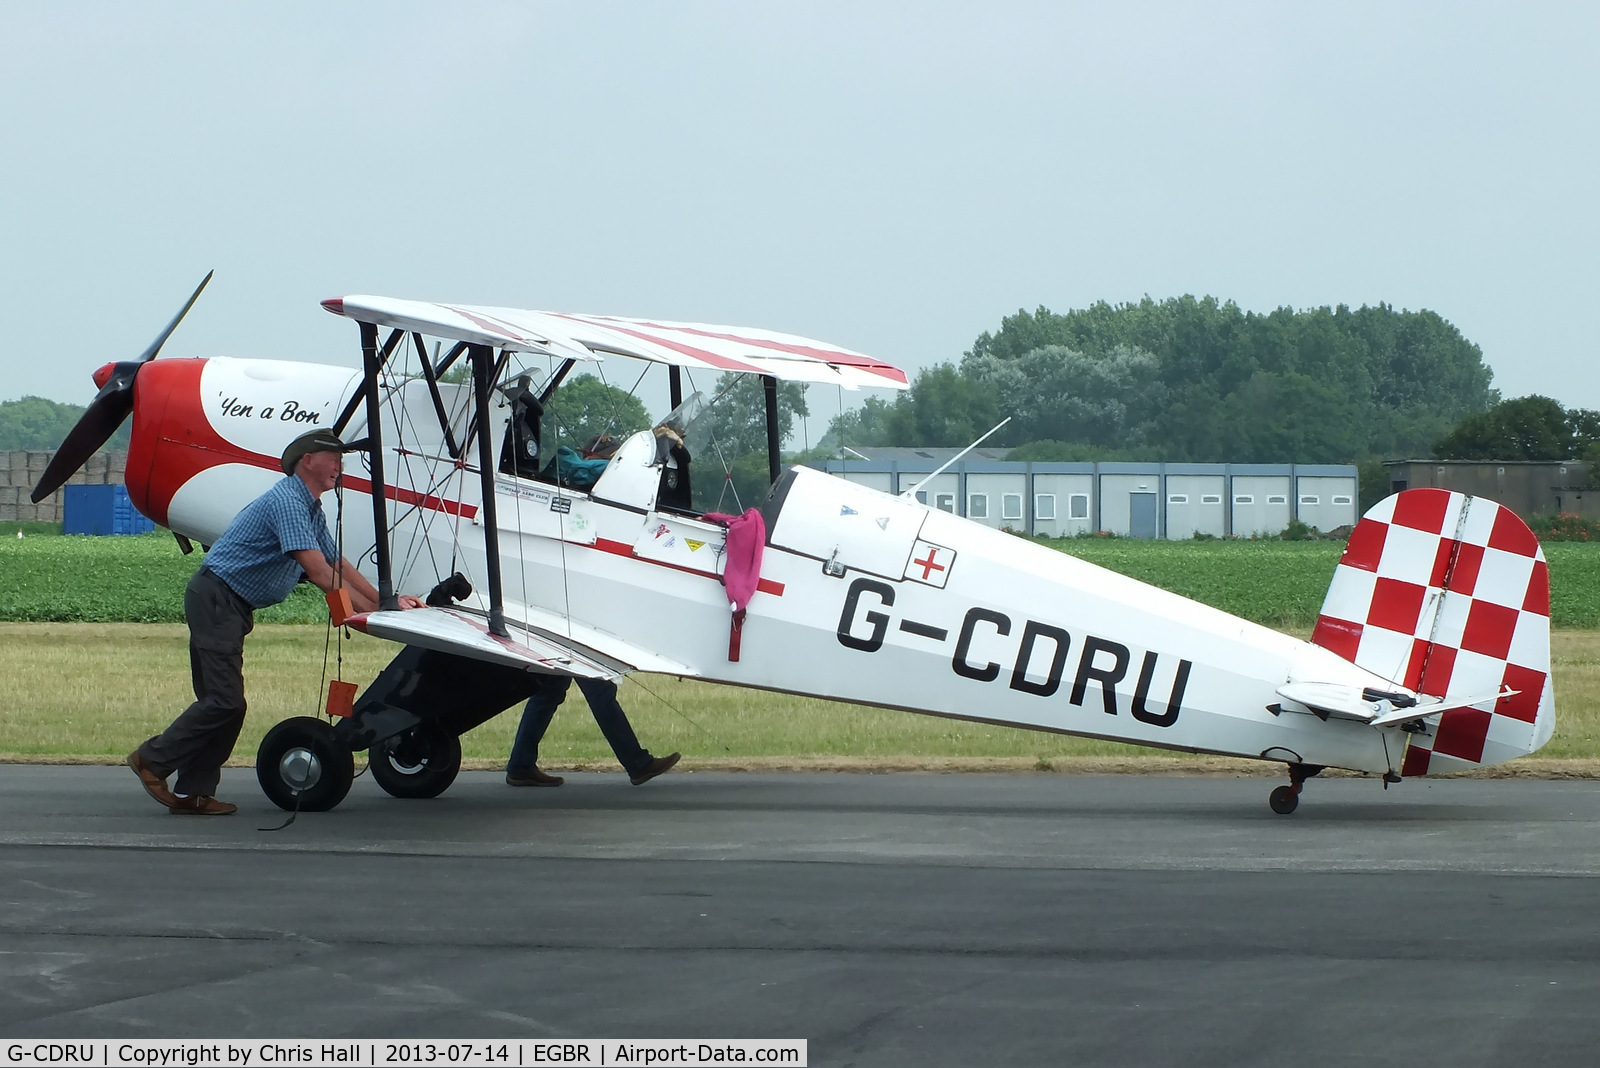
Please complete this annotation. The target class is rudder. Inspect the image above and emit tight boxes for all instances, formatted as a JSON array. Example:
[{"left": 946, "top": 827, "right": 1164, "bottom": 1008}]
[{"left": 1312, "top": 488, "right": 1554, "bottom": 775}]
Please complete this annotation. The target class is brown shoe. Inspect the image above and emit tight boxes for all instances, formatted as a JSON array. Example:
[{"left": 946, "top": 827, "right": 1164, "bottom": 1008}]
[
  {"left": 127, "top": 750, "right": 176, "bottom": 809},
  {"left": 506, "top": 767, "right": 564, "bottom": 787},
  {"left": 168, "top": 795, "right": 237, "bottom": 816},
  {"left": 629, "top": 752, "right": 681, "bottom": 786}
]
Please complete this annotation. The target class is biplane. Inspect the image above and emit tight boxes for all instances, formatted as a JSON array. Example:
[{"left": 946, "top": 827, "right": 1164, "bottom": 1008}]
[{"left": 33, "top": 275, "right": 1556, "bottom": 814}]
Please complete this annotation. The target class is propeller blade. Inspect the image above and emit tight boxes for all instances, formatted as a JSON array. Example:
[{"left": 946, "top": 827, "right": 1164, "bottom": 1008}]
[
  {"left": 30, "top": 385, "right": 136, "bottom": 502},
  {"left": 30, "top": 270, "right": 215, "bottom": 503},
  {"left": 134, "top": 269, "right": 213, "bottom": 364}
]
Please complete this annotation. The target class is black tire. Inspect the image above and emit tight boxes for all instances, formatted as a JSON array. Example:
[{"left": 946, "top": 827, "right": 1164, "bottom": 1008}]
[
  {"left": 368, "top": 722, "right": 462, "bottom": 799},
  {"left": 1269, "top": 784, "right": 1299, "bottom": 815},
  {"left": 257, "top": 716, "right": 354, "bottom": 812}
]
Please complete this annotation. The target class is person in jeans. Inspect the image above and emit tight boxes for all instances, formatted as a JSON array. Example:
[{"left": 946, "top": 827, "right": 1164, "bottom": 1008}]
[
  {"left": 127, "top": 429, "right": 423, "bottom": 815},
  {"left": 506, "top": 676, "right": 679, "bottom": 787}
]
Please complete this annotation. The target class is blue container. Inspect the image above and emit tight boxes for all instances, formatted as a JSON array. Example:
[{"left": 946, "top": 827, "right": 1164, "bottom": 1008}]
[{"left": 63, "top": 484, "right": 157, "bottom": 536}]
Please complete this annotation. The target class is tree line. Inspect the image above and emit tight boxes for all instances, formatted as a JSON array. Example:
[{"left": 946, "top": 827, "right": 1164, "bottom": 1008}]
[{"left": 825, "top": 296, "right": 1511, "bottom": 464}]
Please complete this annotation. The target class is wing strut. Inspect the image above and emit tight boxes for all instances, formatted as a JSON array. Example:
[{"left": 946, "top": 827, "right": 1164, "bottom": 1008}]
[
  {"left": 469, "top": 343, "right": 509, "bottom": 637},
  {"left": 763, "top": 375, "right": 781, "bottom": 485},
  {"left": 335, "top": 328, "right": 405, "bottom": 436},
  {"left": 358, "top": 322, "right": 398, "bottom": 608},
  {"left": 411, "top": 331, "right": 462, "bottom": 459}
]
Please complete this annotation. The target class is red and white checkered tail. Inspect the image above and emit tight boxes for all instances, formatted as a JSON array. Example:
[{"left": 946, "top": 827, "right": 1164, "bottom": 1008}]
[{"left": 1311, "top": 488, "right": 1554, "bottom": 776}]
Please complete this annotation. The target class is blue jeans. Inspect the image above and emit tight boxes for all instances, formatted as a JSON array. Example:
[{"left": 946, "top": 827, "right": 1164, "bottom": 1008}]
[{"left": 508, "top": 676, "right": 650, "bottom": 777}]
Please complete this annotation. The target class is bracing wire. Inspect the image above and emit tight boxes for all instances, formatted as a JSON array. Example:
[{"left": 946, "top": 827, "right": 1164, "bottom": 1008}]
[
  {"left": 378, "top": 341, "right": 481, "bottom": 606},
  {"left": 621, "top": 674, "right": 729, "bottom": 752}
]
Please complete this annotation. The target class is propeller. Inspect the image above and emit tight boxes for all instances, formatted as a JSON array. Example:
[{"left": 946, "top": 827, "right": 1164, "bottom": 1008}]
[{"left": 31, "top": 270, "right": 214, "bottom": 503}]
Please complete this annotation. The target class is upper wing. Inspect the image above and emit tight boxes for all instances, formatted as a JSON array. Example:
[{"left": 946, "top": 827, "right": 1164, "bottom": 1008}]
[
  {"left": 346, "top": 606, "right": 697, "bottom": 679},
  {"left": 323, "top": 295, "right": 908, "bottom": 390}
]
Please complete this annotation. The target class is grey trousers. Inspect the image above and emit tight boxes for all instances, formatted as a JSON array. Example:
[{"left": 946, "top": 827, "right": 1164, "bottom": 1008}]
[{"left": 138, "top": 568, "right": 256, "bottom": 796}]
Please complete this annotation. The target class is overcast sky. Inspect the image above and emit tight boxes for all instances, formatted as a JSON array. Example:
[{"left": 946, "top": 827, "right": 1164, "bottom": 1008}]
[{"left": 2, "top": 1, "right": 1596, "bottom": 435}]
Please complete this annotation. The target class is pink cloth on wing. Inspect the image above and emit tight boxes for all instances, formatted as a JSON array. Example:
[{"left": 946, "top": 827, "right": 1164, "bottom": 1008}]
[{"left": 705, "top": 508, "right": 767, "bottom": 612}]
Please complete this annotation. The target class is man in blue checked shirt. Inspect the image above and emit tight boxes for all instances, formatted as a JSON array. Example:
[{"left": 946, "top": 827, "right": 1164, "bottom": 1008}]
[{"left": 127, "top": 429, "right": 424, "bottom": 816}]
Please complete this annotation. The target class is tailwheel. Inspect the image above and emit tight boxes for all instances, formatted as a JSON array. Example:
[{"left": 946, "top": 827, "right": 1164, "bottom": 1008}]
[
  {"left": 1269, "top": 785, "right": 1299, "bottom": 815},
  {"left": 257, "top": 716, "right": 355, "bottom": 812},
  {"left": 1267, "top": 762, "right": 1324, "bottom": 816},
  {"left": 368, "top": 722, "right": 462, "bottom": 799}
]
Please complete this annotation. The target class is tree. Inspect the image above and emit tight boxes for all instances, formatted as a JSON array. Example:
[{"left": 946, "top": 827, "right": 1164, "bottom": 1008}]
[
  {"left": 540, "top": 374, "right": 651, "bottom": 453},
  {"left": 965, "top": 344, "right": 1167, "bottom": 448},
  {"left": 1214, "top": 371, "right": 1367, "bottom": 463},
  {"left": 0, "top": 396, "right": 129, "bottom": 451},
  {"left": 1433, "top": 396, "right": 1573, "bottom": 461},
  {"left": 881, "top": 364, "right": 999, "bottom": 447},
  {"left": 692, "top": 373, "right": 809, "bottom": 460},
  {"left": 823, "top": 394, "right": 893, "bottom": 450},
  {"left": 1567, "top": 407, "right": 1600, "bottom": 456}
]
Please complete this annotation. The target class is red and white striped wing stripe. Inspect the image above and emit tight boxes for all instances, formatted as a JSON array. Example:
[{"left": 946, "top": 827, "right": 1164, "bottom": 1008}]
[
  {"left": 324, "top": 296, "right": 908, "bottom": 390},
  {"left": 1312, "top": 488, "right": 1554, "bottom": 774}
]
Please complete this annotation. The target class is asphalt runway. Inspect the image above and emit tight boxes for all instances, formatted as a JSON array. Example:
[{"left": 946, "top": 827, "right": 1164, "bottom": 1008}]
[{"left": 4, "top": 765, "right": 1600, "bottom": 1066}]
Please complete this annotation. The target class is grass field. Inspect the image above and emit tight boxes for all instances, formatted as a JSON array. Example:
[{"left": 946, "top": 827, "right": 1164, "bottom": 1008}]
[
  {"left": 1, "top": 622, "right": 1596, "bottom": 770},
  {"left": 4, "top": 531, "right": 1599, "bottom": 628}
]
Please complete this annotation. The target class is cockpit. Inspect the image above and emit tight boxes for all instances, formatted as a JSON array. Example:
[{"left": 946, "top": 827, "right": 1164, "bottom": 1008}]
[{"left": 494, "top": 372, "right": 702, "bottom": 516}]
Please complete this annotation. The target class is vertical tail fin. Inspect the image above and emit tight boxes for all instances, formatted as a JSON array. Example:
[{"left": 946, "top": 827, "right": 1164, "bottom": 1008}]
[{"left": 1312, "top": 488, "right": 1554, "bottom": 775}]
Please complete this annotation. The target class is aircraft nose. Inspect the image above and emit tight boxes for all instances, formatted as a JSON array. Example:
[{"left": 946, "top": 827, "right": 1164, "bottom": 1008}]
[{"left": 92, "top": 361, "right": 117, "bottom": 389}]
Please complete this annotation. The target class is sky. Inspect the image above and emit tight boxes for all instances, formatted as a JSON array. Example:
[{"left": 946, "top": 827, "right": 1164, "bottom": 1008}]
[{"left": 2, "top": 1, "right": 1596, "bottom": 437}]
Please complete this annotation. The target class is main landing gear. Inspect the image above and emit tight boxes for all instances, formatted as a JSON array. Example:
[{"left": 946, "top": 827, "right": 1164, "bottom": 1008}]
[
  {"left": 257, "top": 716, "right": 356, "bottom": 812},
  {"left": 367, "top": 722, "right": 462, "bottom": 799},
  {"left": 255, "top": 645, "right": 543, "bottom": 813},
  {"left": 1268, "top": 763, "right": 1325, "bottom": 815}
]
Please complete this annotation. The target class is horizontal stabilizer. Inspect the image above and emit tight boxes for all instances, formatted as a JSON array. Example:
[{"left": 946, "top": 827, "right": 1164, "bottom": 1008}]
[
  {"left": 1274, "top": 681, "right": 1386, "bottom": 722},
  {"left": 1368, "top": 688, "right": 1516, "bottom": 729}
]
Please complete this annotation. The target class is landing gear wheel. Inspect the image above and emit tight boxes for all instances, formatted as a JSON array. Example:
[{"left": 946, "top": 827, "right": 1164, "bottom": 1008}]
[
  {"left": 257, "top": 716, "right": 354, "bottom": 812},
  {"left": 368, "top": 722, "right": 462, "bottom": 799},
  {"left": 1269, "top": 784, "right": 1299, "bottom": 815}
]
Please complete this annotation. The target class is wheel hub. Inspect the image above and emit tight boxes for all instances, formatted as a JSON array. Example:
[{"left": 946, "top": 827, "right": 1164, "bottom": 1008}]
[
  {"left": 279, "top": 746, "right": 323, "bottom": 792},
  {"left": 385, "top": 734, "right": 432, "bottom": 775}
]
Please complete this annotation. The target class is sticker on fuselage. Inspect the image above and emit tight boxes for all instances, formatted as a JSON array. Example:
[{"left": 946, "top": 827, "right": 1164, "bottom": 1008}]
[{"left": 904, "top": 540, "right": 955, "bottom": 588}]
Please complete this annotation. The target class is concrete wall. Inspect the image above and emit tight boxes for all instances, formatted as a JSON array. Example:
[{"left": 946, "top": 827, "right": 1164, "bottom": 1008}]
[
  {"left": 1030, "top": 472, "right": 1094, "bottom": 537},
  {"left": 964, "top": 471, "right": 1029, "bottom": 531},
  {"left": 1231, "top": 474, "right": 1292, "bottom": 536},
  {"left": 0, "top": 449, "right": 128, "bottom": 524},
  {"left": 1165, "top": 474, "right": 1226, "bottom": 538},
  {"left": 1295, "top": 475, "right": 1358, "bottom": 531},
  {"left": 1385, "top": 461, "right": 1599, "bottom": 518},
  {"left": 1098, "top": 472, "right": 1163, "bottom": 537}
]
